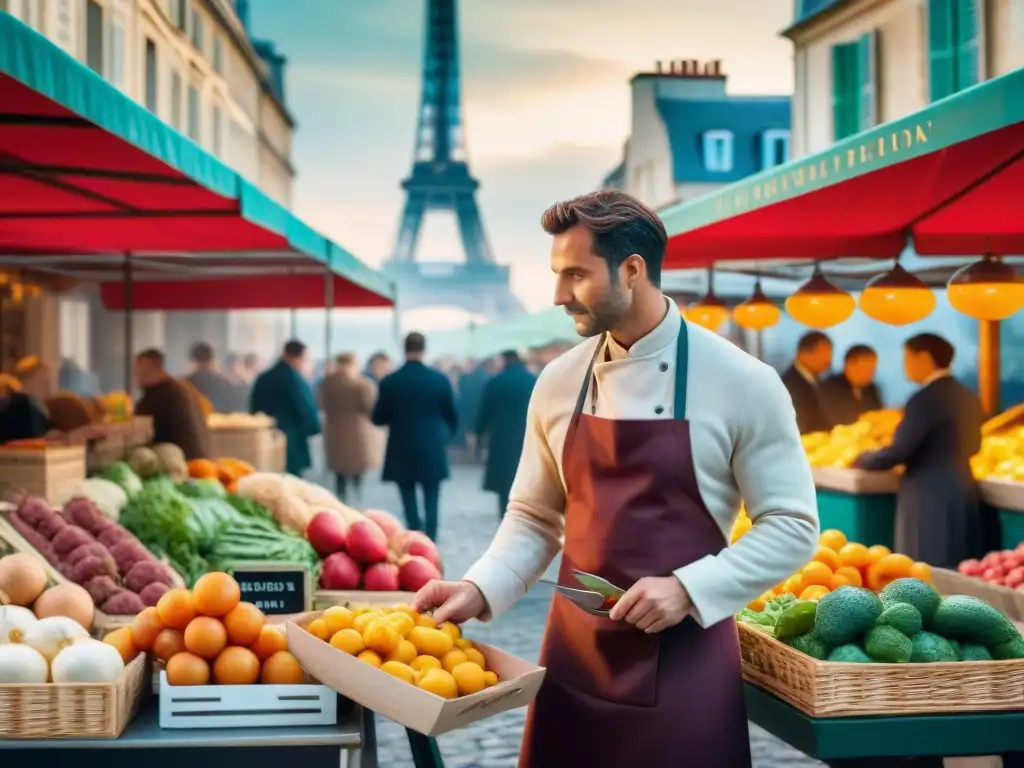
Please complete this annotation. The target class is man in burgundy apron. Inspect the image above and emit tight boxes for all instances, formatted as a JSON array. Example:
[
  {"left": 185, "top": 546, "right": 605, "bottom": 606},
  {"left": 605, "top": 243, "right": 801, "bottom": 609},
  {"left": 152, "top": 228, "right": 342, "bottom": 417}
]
[{"left": 516, "top": 320, "right": 751, "bottom": 768}]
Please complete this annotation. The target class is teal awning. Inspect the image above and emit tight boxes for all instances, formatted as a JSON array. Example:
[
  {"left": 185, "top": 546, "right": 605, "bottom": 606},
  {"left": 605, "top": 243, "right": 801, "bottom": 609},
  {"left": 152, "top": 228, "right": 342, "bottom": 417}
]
[
  {"left": 659, "top": 67, "right": 1024, "bottom": 268},
  {"left": 0, "top": 11, "right": 393, "bottom": 307}
]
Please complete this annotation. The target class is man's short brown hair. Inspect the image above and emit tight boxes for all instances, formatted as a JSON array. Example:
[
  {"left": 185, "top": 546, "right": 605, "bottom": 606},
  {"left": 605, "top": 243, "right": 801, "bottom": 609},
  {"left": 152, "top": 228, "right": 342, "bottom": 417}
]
[{"left": 540, "top": 190, "right": 667, "bottom": 287}]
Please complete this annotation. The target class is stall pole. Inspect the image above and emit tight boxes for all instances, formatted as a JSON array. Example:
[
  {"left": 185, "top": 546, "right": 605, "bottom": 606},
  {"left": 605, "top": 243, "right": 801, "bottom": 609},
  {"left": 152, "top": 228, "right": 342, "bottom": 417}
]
[
  {"left": 290, "top": 308, "right": 298, "bottom": 339},
  {"left": 391, "top": 282, "right": 401, "bottom": 349},
  {"left": 978, "top": 319, "right": 1001, "bottom": 416},
  {"left": 122, "top": 254, "right": 134, "bottom": 392},
  {"left": 324, "top": 270, "right": 334, "bottom": 364}
]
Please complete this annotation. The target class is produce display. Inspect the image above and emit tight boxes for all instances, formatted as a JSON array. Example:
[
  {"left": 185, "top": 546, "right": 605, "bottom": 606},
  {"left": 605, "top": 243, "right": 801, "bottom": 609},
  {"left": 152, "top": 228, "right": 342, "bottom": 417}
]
[
  {"left": 185, "top": 457, "right": 256, "bottom": 493},
  {"left": 971, "top": 427, "right": 1024, "bottom": 481},
  {"left": 127, "top": 444, "right": 189, "bottom": 483},
  {"left": 207, "top": 413, "right": 275, "bottom": 429},
  {"left": 301, "top": 603, "right": 500, "bottom": 698},
  {"left": 95, "top": 391, "right": 134, "bottom": 422},
  {"left": 7, "top": 496, "right": 180, "bottom": 614},
  {"left": 0, "top": 553, "right": 97, "bottom": 631},
  {"left": 957, "top": 545, "right": 1024, "bottom": 590},
  {"left": 801, "top": 409, "right": 902, "bottom": 468},
  {"left": 735, "top": 527, "right": 932, "bottom": 606},
  {"left": 102, "top": 571, "right": 305, "bottom": 687},
  {"left": 739, "top": 578, "right": 1024, "bottom": 664}
]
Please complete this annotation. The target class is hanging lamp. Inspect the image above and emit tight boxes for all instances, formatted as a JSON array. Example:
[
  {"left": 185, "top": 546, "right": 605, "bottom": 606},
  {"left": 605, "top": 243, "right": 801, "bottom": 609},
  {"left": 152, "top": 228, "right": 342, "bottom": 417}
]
[
  {"left": 732, "top": 278, "right": 781, "bottom": 330},
  {"left": 683, "top": 269, "right": 731, "bottom": 331},
  {"left": 947, "top": 253, "right": 1024, "bottom": 321},
  {"left": 784, "top": 264, "right": 855, "bottom": 329},
  {"left": 859, "top": 262, "right": 936, "bottom": 326}
]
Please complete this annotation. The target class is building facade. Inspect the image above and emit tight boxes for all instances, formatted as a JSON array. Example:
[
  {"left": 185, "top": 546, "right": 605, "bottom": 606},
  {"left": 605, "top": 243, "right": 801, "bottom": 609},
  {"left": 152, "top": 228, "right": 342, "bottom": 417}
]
[
  {"left": 602, "top": 59, "right": 792, "bottom": 211},
  {"left": 787, "top": 0, "right": 1024, "bottom": 158}
]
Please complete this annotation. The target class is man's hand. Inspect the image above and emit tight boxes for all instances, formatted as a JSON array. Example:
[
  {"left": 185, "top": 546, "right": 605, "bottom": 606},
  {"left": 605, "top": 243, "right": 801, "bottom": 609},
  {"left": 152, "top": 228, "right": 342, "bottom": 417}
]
[
  {"left": 609, "top": 576, "right": 691, "bottom": 634},
  {"left": 411, "top": 580, "right": 487, "bottom": 625}
]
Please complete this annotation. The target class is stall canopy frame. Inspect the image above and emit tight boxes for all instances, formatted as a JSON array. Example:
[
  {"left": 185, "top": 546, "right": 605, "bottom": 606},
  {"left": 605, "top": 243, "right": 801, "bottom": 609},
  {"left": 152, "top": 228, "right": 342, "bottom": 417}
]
[
  {"left": 659, "top": 67, "right": 1024, "bottom": 268},
  {"left": 0, "top": 12, "right": 394, "bottom": 310}
]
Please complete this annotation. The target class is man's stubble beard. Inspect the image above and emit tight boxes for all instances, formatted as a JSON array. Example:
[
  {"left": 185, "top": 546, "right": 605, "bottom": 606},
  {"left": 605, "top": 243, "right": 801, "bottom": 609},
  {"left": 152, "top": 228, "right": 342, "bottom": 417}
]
[{"left": 574, "top": 288, "right": 632, "bottom": 338}]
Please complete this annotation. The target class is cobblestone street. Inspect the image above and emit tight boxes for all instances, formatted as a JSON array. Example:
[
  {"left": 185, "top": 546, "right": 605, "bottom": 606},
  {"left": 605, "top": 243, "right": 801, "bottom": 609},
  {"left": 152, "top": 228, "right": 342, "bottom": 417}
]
[{"left": 314, "top": 458, "right": 823, "bottom": 768}]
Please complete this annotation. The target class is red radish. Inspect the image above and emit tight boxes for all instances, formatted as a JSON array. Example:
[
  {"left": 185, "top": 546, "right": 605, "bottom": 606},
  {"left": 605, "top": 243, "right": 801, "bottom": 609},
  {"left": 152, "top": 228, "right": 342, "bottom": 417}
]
[
  {"left": 306, "top": 511, "right": 348, "bottom": 557},
  {"left": 398, "top": 555, "right": 441, "bottom": 592},
  {"left": 958, "top": 559, "right": 981, "bottom": 576},
  {"left": 363, "top": 562, "right": 401, "bottom": 591},
  {"left": 363, "top": 509, "right": 404, "bottom": 539},
  {"left": 1006, "top": 567, "right": 1024, "bottom": 588},
  {"left": 320, "top": 551, "right": 362, "bottom": 590},
  {"left": 345, "top": 519, "right": 389, "bottom": 564},
  {"left": 983, "top": 567, "right": 1005, "bottom": 583}
]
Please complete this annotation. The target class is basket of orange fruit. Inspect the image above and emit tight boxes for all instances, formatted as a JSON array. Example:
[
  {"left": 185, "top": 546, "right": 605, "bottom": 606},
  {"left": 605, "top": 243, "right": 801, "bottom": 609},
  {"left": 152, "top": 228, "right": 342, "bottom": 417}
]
[
  {"left": 102, "top": 571, "right": 337, "bottom": 729},
  {"left": 286, "top": 603, "right": 546, "bottom": 736}
]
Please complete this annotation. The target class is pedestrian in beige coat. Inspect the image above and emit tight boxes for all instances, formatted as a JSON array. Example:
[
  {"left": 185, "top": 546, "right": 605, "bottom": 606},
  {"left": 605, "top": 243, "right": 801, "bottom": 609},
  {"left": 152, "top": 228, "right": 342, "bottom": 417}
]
[{"left": 318, "top": 352, "right": 379, "bottom": 503}]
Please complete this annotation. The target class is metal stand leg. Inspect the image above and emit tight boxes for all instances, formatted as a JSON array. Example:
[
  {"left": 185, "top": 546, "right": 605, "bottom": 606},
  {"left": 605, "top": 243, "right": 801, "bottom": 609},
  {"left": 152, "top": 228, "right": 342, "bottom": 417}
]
[{"left": 407, "top": 727, "right": 445, "bottom": 768}]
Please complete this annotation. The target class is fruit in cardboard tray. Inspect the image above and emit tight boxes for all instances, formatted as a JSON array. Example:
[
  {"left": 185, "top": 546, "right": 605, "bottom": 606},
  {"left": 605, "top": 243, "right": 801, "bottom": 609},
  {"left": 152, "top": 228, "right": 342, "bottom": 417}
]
[
  {"left": 320, "top": 550, "right": 362, "bottom": 590},
  {"left": 399, "top": 555, "right": 442, "bottom": 592},
  {"left": 0, "top": 553, "right": 47, "bottom": 606},
  {"left": 363, "top": 562, "right": 400, "bottom": 592},
  {"left": 364, "top": 509, "right": 403, "bottom": 539},
  {"left": 345, "top": 518, "right": 389, "bottom": 564},
  {"left": 958, "top": 546, "right": 1024, "bottom": 589},
  {"left": 306, "top": 510, "right": 349, "bottom": 557},
  {"left": 392, "top": 530, "right": 443, "bottom": 573},
  {"left": 304, "top": 603, "right": 501, "bottom": 697}
]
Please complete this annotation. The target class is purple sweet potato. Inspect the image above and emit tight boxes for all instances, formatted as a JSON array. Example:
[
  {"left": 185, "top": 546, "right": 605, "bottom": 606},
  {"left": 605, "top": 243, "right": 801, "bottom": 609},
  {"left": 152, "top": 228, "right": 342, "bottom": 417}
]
[
  {"left": 107, "top": 539, "right": 151, "bottom": 575},
  {"left": 64, "top": 541, "right": 111, "bottom": 568},
  {"left": 138, "top": 582, "right": 170, "bottom": 607},
  {"left": 36, "top": 513, "right": 67, "bottom": 540},
  {"left": 64, "top": 498, "right": 113, "bottom": 537},
  {"left": 83, "top": 575, "right": 121, "bottom": 605},
  {"left": 69, "top": 555, "right": 115, "bottom": 584},
  {"left": 97, "top": 525, "right": 132, "bottom": 549},
  {"left": 52, "top": 525, "right": 95, "bottom": 556},
  {"left": 124, "top": 561, "right": 172, "bottom": 593},
  {"left": 16, "top": 497, "right": 54, "bottom": 527},
  {"left": 101, "top": 590, "right": 146, "bottom": 615},
  {"left": 8, "top": 511, "right": 60, "bottom": 565}
]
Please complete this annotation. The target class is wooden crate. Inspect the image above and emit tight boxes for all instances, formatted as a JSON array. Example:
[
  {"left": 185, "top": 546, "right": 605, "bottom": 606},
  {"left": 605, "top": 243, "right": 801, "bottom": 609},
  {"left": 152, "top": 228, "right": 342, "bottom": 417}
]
[
  {"left": 210, "top": 426, "right": 286, "bottom": 472},
  {"left": 0, "top": 653, "right": 148, "bottom": 738},
  {"left": 0, "top": 445, "right": 85, "bottom": 501},
  {"left": 738, "top": 621, "right": 1024, "bottom": 717},
  {"left": 313, "top": 590, "right": 416, "bottom": 610}
]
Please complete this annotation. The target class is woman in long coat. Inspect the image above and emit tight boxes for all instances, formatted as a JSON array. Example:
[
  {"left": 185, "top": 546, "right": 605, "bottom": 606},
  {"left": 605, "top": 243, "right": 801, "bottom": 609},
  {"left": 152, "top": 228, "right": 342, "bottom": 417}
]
[{"left": 318, "top": 353, "right": 379, "bottom": 503}]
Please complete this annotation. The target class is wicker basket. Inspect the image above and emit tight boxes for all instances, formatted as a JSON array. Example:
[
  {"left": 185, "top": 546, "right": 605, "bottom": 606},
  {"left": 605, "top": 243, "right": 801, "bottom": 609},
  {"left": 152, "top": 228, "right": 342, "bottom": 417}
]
[
  {"left": 210, "top": 426, "right": 286, "bottom": 472},
  {"left": 0, "top": 652, "right": 148, "bottom": 738},
  {"left": 811, "top": 467, "right": 901, "bottom": 494},
  {"left": 0, "top": 445, "right": 86, "bottom": 501},
  {"left": 738, "top": 621, "right": 1024, "bottom": 716},
  {"left": 931, "top": 567, "right": 1024, "bottom": 622}
]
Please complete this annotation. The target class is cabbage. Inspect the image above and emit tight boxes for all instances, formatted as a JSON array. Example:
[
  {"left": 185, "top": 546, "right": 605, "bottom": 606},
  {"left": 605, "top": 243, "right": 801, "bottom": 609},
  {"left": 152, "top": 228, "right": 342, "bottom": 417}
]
[
  {"left": 54, "top": 478, "right": 128, "bottom": 521},
  {"left": 96, "top": 462, "right": 144, "bottom": 498}
]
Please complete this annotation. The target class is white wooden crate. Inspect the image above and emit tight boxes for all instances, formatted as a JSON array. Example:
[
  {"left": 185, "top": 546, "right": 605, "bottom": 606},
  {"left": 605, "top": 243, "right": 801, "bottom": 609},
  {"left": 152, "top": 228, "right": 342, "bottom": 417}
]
[{"left": 158, "top": 671, "right": 337, "bottom": 729}]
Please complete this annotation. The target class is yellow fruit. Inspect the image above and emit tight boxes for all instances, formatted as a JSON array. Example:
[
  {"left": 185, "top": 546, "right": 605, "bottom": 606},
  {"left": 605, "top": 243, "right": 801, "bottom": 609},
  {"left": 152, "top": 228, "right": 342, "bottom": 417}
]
[
  {"left": 454, "top": 637, "right": 473, "bottom": 650},
  {"left": 747, "top": 591, "right": 774, "bottom": 612},
  {"left": 307, "top": 618, "right": 329, "bottom": 641},
  {"left": 323, "top": 607, "right": 354, "bottom": 635},
  {"left": 408, "top": 626, "right": 454, "bottom": 658},
  {"left": 353, "top": 612, "right": 380, "bottom": 634},
  {"left": 385, "top": 612, "right": 415, "bottom": 637},
  {"left": 364, "top": 621, "right": 401, "bottom": 655},
  {"left": 451, "top": 661, "right": 486, "bottom": 696},
  {"left": 380, "top": 661, "right": 417, "bottom": 684},
  {"left": 483, "top": 670, "right": 498, "bottom": 687},
  {"left": 386, "top": 639, "right": 418, "bottom": 665},
  {"left": 464, "top": 647, "right": 487, "bottom": 669},
  {"left": 417, "top": 615, "right": 439, "bottom": 629},
  {"left": 417, "top": 668, "right": 459, "bottom": 699},
  {"left": 781, "top": 574, "right": 804, "bottom": 595},
  {"left": 441, "top": 649, "right": 468, "bottom": 673},
  {"left": 411, "top": 655, "right": 442, "bottom": 672},
  {"left": 357, "top": 650, "right": 383, "bottom": 668},
  {"left": 329, "top": 628, "right": 366, "bottom": 655},
  {"left": 390, "top": 604, "right": 419, "bottom": 621},
  {"left": 352, "top": 607, "right": 374, "bottom": 617},
  {"left": 818, "top": 529, "right": 847, "bottom": 551},
  {"left": 438, "top": 622, "right": 461, "bottom": 642}
]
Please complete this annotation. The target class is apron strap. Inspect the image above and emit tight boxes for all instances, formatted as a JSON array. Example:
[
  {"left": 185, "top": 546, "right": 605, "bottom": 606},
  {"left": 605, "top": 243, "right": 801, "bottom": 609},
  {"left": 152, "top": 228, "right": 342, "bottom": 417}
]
[
  {"left": 572, "top": 335, "right": 605, "bottom": 417},
  {"left": 674, "top": 319, "right": 689, "bottom": 421}
]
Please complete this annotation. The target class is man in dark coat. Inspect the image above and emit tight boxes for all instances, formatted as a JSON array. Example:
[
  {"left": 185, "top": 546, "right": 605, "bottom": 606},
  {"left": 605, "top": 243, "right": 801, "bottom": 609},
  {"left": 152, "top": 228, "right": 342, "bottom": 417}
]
[
  {"left": 476, "top": 349, "right": 536, "bottom": 517},
  {"left": 855, "top": 333, "right": 983, "bottom": 568},
  {"left": 780, "top": 331, "right": 833, "bottom": 434},
  {"left": 820, "top": 344, "right": 884, "bottom": 426},
  {"left": 134, "top": 348, "right": 211, "bottom": 460},
  {"left": 372, "top": 332, "right": 458, "bottom": 541},
  {"left": 186, "top": 342, "right": 247, "bottom": 414},
  {"left": 250, "top": 340, "right": 321, "bottom": 476}
]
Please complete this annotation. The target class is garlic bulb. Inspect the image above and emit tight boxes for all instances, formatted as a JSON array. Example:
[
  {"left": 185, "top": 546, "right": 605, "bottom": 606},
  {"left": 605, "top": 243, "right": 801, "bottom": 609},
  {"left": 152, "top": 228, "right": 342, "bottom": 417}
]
[
  {"left": 0, "top": 604, "right": 37, "bottom": 644},
  {"left": 23, "top": 616, "right": 89, "bottom": 662},
  {"left": 0, "top": 643, "right": 49, "bottom": 683},
  {"left": 51, "top": 639, "right": 125, "bottom": 683}
]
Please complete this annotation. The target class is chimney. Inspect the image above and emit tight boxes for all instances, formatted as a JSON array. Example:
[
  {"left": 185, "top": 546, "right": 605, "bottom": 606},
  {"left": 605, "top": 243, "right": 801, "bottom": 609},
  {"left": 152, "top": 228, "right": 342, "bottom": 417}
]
[
  {"left": 656, "top": 60, "right": 664, "bottom": 74},
  {"left": 706, "top": 59, "right": 723, "bottom": 77}
]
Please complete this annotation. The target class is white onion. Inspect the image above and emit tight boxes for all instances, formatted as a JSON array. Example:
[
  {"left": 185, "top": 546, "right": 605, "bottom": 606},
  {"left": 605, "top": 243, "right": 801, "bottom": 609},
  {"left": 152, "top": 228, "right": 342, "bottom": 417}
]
[
  {"left": 23, "top": 616, "right": 89, "bottom": 662},
  {"left": 0, "top": 643, "right": 49, "bottom": 683},
  {"left": 51, "top": 639, "right": 125, "bottom": 683},
  {"left": 0, "top": 604, "right": 37, "bottom": 644}
]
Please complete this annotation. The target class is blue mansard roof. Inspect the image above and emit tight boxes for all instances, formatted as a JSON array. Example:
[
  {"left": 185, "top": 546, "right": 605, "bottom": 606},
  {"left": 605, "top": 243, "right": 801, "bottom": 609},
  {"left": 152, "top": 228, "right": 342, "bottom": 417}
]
[
  {"left": 784, "top": 0, "right": 850, "bottom": 34},
  {"left": 656, "top": 96, "right": 791, "bottom": 183}
]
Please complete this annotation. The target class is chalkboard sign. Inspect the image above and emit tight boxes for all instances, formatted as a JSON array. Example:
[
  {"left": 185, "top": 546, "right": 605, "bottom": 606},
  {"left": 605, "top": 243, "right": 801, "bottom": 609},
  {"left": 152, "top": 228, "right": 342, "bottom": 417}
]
[{"left": 232, "top": 562, "right": 311, "bottom": 616}]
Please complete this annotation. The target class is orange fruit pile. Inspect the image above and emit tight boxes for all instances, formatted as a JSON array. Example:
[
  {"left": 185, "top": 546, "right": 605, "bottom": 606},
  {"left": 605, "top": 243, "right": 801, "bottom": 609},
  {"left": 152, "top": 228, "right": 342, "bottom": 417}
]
[
  {"left": 306, "top": 603, "right": 500, "bottom": 699},
  {"left": 746, "top": 529, "right": 933, "bottom": 610},
  {"left": 102, "top": 572, "right": 304, "bottom": 687}
]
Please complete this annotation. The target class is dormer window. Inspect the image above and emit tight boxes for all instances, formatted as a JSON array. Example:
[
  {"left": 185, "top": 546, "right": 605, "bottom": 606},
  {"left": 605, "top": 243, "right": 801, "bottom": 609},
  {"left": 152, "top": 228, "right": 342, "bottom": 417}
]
[
  {"left": 702, "top": 130, "right": 734, "bottom": 172},
  {"left": 762, "top": 129, "right": 791, "bottom": 169}
]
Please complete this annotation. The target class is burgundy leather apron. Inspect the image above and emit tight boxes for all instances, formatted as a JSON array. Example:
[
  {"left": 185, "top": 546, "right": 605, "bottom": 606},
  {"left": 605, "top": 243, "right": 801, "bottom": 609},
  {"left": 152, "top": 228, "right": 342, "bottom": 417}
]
[{"left": 519, "top": 323, "right": 751, "bottom": 767}]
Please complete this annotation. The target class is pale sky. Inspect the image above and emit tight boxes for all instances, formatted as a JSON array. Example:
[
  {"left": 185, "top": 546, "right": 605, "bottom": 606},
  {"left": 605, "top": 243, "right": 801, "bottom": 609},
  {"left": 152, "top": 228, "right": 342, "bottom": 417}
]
[{"left": 247, "top": 0, "right": 795, "bottom": 322}]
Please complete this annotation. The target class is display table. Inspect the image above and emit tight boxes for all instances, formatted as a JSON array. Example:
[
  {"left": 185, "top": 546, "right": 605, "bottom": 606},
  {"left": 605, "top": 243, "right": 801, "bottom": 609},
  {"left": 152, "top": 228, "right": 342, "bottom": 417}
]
[
  {"left": 812, "top": 468, "right": 899, "bottom": 548},
  {"left": 745, "top": 683, "right": 1024, "bottom": 765},
  {"left": 979, "top": 479, "right": 1024, "bottom": 549},
  {"left": 0, "top": 698, "right": 448, "bottom": 768}
]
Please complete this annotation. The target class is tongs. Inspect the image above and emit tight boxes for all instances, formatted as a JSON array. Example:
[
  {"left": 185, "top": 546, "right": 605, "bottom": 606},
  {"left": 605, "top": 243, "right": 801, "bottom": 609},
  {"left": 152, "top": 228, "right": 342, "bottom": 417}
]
[{"left": 539, "top": 569, "right": 626, "bottom": 616}]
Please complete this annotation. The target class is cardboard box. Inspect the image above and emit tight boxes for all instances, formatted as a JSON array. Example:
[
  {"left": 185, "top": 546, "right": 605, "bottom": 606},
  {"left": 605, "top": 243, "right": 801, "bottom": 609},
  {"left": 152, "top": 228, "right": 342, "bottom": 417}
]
[{"left": 286, "top": 610, "right": 546, "bottom": 736}]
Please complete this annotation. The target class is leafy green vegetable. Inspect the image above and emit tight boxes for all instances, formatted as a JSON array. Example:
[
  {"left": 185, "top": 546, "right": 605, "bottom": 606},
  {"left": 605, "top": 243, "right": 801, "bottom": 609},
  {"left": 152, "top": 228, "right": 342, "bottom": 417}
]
[
  {"left": 178, "top": 479, "right": 228, "bottom": 499},
  {"left": 96, "top": 461, "right": 143, "bottom": 499},
  {"left": 737, "top": 593, "right": 798, "bottom": 631}
]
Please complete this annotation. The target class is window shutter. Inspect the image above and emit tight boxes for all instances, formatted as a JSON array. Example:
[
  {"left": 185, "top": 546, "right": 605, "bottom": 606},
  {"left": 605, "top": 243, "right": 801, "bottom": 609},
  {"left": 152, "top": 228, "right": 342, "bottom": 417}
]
[
  {"left": 831, "top": 42, "right": 858, "bottom": 140},
  {"left": 955, "top": 0, "right": 983, "bottom": 91},
  {"left": 856, "top": 31, "right": 879, "bottom": 131},
  {"left": 928, "top": 0, "right": 956, "bottom": 101}
]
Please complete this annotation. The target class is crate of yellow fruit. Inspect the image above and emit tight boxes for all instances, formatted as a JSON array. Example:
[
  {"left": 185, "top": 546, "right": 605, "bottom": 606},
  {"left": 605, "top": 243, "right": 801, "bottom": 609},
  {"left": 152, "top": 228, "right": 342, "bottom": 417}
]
[{"left": 286, "top": 604, "right": 545, "bottom": 735}]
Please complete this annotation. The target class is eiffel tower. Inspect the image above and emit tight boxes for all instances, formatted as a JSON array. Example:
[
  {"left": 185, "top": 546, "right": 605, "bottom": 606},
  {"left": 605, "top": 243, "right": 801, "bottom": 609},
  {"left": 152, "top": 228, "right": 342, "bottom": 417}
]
[{"left": 382, "top": 0, "right": 523, "bottom": 321}]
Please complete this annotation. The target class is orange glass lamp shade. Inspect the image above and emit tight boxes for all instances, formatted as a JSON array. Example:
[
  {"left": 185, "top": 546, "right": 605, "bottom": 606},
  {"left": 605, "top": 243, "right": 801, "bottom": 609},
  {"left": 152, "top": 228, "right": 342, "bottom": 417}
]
[
  {"left": 947, "top": 254, "right": 1024, "bottom": 321},
  {"left": 858, "top": 263, "right": 936, "bottom": 326},
  {"left": 785, "top": 268, "right": 855, "bottom": 329},
  {"left": 683, "top": 292, "right": 731, "bottom": 332},
  {"left": 733, "top": 282, "right": 781, "bottom": 330}
]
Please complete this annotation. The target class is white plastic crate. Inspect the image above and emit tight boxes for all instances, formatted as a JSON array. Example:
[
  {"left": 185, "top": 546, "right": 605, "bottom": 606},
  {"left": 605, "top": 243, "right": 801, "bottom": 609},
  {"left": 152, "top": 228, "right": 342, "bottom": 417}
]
[{"left": 158, "top": 671, "right": 338, "bottom": 729}]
